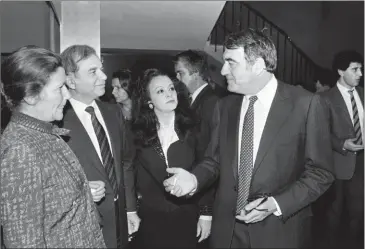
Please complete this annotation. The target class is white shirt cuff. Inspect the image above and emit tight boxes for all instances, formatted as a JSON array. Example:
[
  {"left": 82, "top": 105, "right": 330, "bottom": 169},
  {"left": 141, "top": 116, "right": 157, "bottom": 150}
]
[
  {"left": 127, "top": 211, "right": 137, "bottom": 214},
  {"left": 270, "top": 197, "right": 282, "bottom": 216},
  {"left": 199, "top": 215, "right": 212, "bottom": 221}
]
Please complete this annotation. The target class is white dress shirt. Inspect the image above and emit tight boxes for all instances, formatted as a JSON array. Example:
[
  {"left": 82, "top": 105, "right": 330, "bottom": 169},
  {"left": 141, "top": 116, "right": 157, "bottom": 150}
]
[
  {"left": 238, "top": 75, "right": 282, "bottom": 215},
  {"left": 69, "top": 98, "right": 114, "bottom": 163},
  {"left": 336, "top": 82, "right": 364, "bottom": 144},
  {"left": 191, "top": 83, "right": 208, "bottom": 105},
  {"left": 157, "top": 114, "right": 179, "bottom": 166}
]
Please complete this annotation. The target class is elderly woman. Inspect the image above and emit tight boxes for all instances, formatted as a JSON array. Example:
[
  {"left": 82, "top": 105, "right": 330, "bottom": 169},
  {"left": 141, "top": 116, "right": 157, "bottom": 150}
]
[
  {"left": 0, "top": 46, "right": 105, "bottom": 248},
  {"left": 112, "top": 69, "right": 133, "bottom": 121},
  {"left": 130, "top": 68, "right": 202, "bottom": 248}
]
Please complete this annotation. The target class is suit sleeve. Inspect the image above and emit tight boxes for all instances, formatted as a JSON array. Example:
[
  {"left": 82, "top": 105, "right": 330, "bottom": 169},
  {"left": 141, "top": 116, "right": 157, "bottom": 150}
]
[
  {"left": 121, "top": 118, "right": 137, "bottom": 212},
  {"left": 192, "top": 100, "right": 221, "bottom": 193},
  {"left": 321, "top": 93, "right": 348, "bottom": 155},
  {"left": 195, "top": 96, "right": 220, "bottom": 216},
  {"left": 1, "top": 144, "right": 46, "bottom": 247},
  {"left": 274, "top": 94, "right": 335, "bottom": 221}
]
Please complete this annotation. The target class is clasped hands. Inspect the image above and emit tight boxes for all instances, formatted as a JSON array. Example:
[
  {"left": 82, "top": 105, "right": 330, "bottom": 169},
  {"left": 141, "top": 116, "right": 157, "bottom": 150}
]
[{"left": 235, "top": 197, "right": 277, "bottom": 223}]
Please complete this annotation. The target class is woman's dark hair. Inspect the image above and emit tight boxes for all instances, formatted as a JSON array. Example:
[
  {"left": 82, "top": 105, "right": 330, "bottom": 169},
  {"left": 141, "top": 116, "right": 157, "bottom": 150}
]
[
  {"left": 1, "top": 45, "right": 63, "bottom": 110},
  {"left": 131, "top": 68, "right": 196, "bottom": 147},
  {"left": 112, "top": 69, "right": 133, "bottom": 97}
]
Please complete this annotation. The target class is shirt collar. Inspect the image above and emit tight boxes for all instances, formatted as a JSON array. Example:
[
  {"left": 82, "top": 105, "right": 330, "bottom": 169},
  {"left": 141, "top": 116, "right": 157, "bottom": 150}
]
[
  {"left": 11, "top": 111, "right": 69, "bottom": 136},
  {"left": 245, "top": 75, "right": 278, "bottom": 110},
  {"left": 337, "top": 81, "right": 355, "bottom": 95},
  {"left": 69, "top": 98, "right": 98, "bottom": 116},
  {"left": 191, "top": 83, "right": 208, "bottom": 103}
]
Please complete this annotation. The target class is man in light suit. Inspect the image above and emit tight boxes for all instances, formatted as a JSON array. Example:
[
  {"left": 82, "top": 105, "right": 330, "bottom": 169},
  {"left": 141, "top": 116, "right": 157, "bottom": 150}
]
[
  {"left": 319, "top": 50, "right": 364, "bottom": 248},
  {"left": 164, "top": 29, "right": 334, "bottom": 248},
  {"left": 59, "top": 45, "right": 140, "bottom": 248}
]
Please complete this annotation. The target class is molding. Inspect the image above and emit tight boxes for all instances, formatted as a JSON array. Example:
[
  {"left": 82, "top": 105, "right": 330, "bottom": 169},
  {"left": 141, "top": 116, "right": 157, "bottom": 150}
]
[{"left": 45, "top": 1, "right": 60, "bottom": 26}]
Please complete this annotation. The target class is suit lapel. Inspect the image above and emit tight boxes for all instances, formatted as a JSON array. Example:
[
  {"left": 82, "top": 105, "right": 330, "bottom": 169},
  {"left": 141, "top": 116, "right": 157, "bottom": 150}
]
[
  {"left": 96, "top": 101, "right": 122, "bottom": 185},
  {"left": 252, "top": 83, "right": 293, "bottom": 176},
  {"left": 332, "top": 87, "right": 353, "bottom": 127},
  {"left": 191, "top": 85, "right": 209, "bottom": 110},
  {"left": 62, "top": 103, "right": 108, "bottom": 179},
  {"left": 228, "top": 95, "right": 244, "bottom": 181}
]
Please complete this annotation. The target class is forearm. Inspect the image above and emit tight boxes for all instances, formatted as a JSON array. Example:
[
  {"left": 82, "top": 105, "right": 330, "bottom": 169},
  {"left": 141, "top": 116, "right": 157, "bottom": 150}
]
[
  {"left": 123, "top": 161, "right": 137, "bottom": 211},
  {"left": 331, "top": 135, "right": 347, "bottom": 155},
  {"left": 274, "top": 95, "right": 335, "bottom": 220}
]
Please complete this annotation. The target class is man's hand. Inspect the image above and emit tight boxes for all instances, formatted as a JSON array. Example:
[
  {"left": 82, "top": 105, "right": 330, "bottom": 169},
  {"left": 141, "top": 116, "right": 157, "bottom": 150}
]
[
  {"left": 127, "top": 212, "right": 141, "bottom": 238},
  {"left": 197, "top": 219, "right": 211, "bottom": 242},
  {"left": 89, "top": 181, "right": 105, "bottom": 202},
  {"left": 236, "top": 197, "right": 277, "bottom": 223},
  {"left": 163, "top": 168, "right": 197, "bottom": 197},
  {"left": 343, "top": 138, "right": 364, "bottom": 152}
]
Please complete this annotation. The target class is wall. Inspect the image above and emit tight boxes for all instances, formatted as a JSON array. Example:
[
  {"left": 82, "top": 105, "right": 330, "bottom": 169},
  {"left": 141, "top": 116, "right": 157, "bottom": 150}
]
[
  {"left": 317, "top": 1, "right": 364, "bottom": 67},
  {"left": 1, "top": 1, "right": 50, "bottom": 53},
  {"left": 247, "top": 1, "right": 364, "bottom": 68}
]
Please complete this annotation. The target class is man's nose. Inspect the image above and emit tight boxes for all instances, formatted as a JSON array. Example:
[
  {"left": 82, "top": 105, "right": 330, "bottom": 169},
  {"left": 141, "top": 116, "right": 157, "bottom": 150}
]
[{"left": 62, "top": 85, "right": 71, "bottom": 100}]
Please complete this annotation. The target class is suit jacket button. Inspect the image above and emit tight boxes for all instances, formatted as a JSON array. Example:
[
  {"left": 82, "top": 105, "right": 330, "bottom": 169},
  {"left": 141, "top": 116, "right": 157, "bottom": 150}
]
[{"left": 234, "top": 186, "right": 238, "bottom": 192}]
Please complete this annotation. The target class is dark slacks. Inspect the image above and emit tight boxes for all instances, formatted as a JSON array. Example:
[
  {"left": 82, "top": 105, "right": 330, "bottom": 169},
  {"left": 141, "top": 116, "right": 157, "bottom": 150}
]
[
  {"left": 115, "top": 199, "right": 121, "bottom": 249},
  {"left": 131, "top": 206, "right": 198, "bottom": 248},
  {"left": 326, "top": 151, "right": 364, "bottom": 249}
]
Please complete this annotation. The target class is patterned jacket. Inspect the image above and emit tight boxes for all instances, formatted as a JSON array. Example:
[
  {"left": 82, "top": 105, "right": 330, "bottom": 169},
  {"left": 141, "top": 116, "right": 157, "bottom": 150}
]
[{"left": 1, "top": 112, "right": 106, "bottom": 248}]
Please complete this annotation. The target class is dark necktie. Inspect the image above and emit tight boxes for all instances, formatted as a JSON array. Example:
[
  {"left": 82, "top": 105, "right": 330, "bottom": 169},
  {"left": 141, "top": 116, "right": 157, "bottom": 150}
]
[
  {"left": 85, "top": 106, "right": 118, "bottom": 197},
  {"left": 188, "top": 95, "right": 193, "bottom": 106},
  {"left": 348, "top": 90, "right": 363, "bottom": 145},
  {"left": 236, "top": 96, "right": 258, "bottom": 214}
]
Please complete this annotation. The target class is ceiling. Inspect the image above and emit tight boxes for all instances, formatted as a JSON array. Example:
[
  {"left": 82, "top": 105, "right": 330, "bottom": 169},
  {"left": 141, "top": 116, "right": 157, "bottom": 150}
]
[{"left": 99, "top": 1, "right": 225, "bottom": 50}]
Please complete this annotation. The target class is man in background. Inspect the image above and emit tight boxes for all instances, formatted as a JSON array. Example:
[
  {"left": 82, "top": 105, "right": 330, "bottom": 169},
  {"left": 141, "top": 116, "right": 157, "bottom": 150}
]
[
  {"left": 320, "top": 50, "right": 364, "bottom": 248},
  {"left": 174, "top": 50, "right": 223, "bottom": 245}
]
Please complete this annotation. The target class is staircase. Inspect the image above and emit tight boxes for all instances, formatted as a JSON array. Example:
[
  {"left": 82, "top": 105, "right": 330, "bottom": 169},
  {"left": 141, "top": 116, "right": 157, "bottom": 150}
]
[{"left": 204, "top": 1, "right": 318, "bottom": 90}]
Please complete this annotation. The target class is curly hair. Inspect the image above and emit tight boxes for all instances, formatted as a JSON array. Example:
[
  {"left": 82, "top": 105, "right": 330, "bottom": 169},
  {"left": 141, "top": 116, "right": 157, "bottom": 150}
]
[{"left": 131, "top": 68, "right": 196, "bottom": 147}]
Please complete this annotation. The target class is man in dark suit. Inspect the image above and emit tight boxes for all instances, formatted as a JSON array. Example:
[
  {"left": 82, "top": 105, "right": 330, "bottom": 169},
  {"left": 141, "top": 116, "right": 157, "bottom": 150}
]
[
  {"left": 164, "top": 29, "right": 334, "bottom": 248},
  {"left": 319, "top": 50, "right": 364, "bottom": 248},
  {"left": 59, "top": 45, "right": 140, "bottom": 248},
  {"left": 173, "top": 50, "right": 223, "bottom": 244}
]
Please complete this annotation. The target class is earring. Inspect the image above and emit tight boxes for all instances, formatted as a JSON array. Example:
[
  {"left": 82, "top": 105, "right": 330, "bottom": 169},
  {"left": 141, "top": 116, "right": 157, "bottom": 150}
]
[{"left": 148, "top": 103, "right": 154, "bottom": 109}]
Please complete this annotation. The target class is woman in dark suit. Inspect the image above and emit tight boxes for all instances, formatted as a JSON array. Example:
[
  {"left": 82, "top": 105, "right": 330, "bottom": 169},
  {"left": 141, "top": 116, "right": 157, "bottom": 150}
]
[
  {"left": 130, "top": 68, "right": 199, "bottom": 248},
  {"left": 0, "top": 46, "right": 105, "bottom": 248}
]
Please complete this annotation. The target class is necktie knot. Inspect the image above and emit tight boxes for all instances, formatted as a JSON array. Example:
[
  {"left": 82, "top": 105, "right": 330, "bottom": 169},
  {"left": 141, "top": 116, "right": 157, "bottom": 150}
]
[
  {"left": 249, "top": 96, "right": 258, "bottom": 105},
  {"left": 348, "top": 89, "right": 354, "bottom": 96},
  {"left": 85, "top": 106, "right": 95, "bottom": 115}
]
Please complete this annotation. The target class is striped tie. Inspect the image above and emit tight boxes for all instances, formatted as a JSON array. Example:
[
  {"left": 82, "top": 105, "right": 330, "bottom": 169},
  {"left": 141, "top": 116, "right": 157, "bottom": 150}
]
[
  {"left": 348, "top": 90, "right": 363, "bottom": 145},
  {"left": 236, "top": 96, "right": 258, "bottom": 215},
  {"left": 85, "top": 106, "right": 118, "bottom": 197}
]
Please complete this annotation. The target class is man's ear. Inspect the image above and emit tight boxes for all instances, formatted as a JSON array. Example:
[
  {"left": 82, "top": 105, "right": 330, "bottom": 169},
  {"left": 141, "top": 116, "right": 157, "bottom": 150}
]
[
  {"left": 337, "top": 69, "right": 344, "bottom": 77},
  {"left": 252, "top": 58, "right": 266, "bottom": 75},
  {"left": 66, "top": 75, "right": 76, "bottom": 90},
  {"left": 23, "top": 94, "right": 40, "bottom": 106}
]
